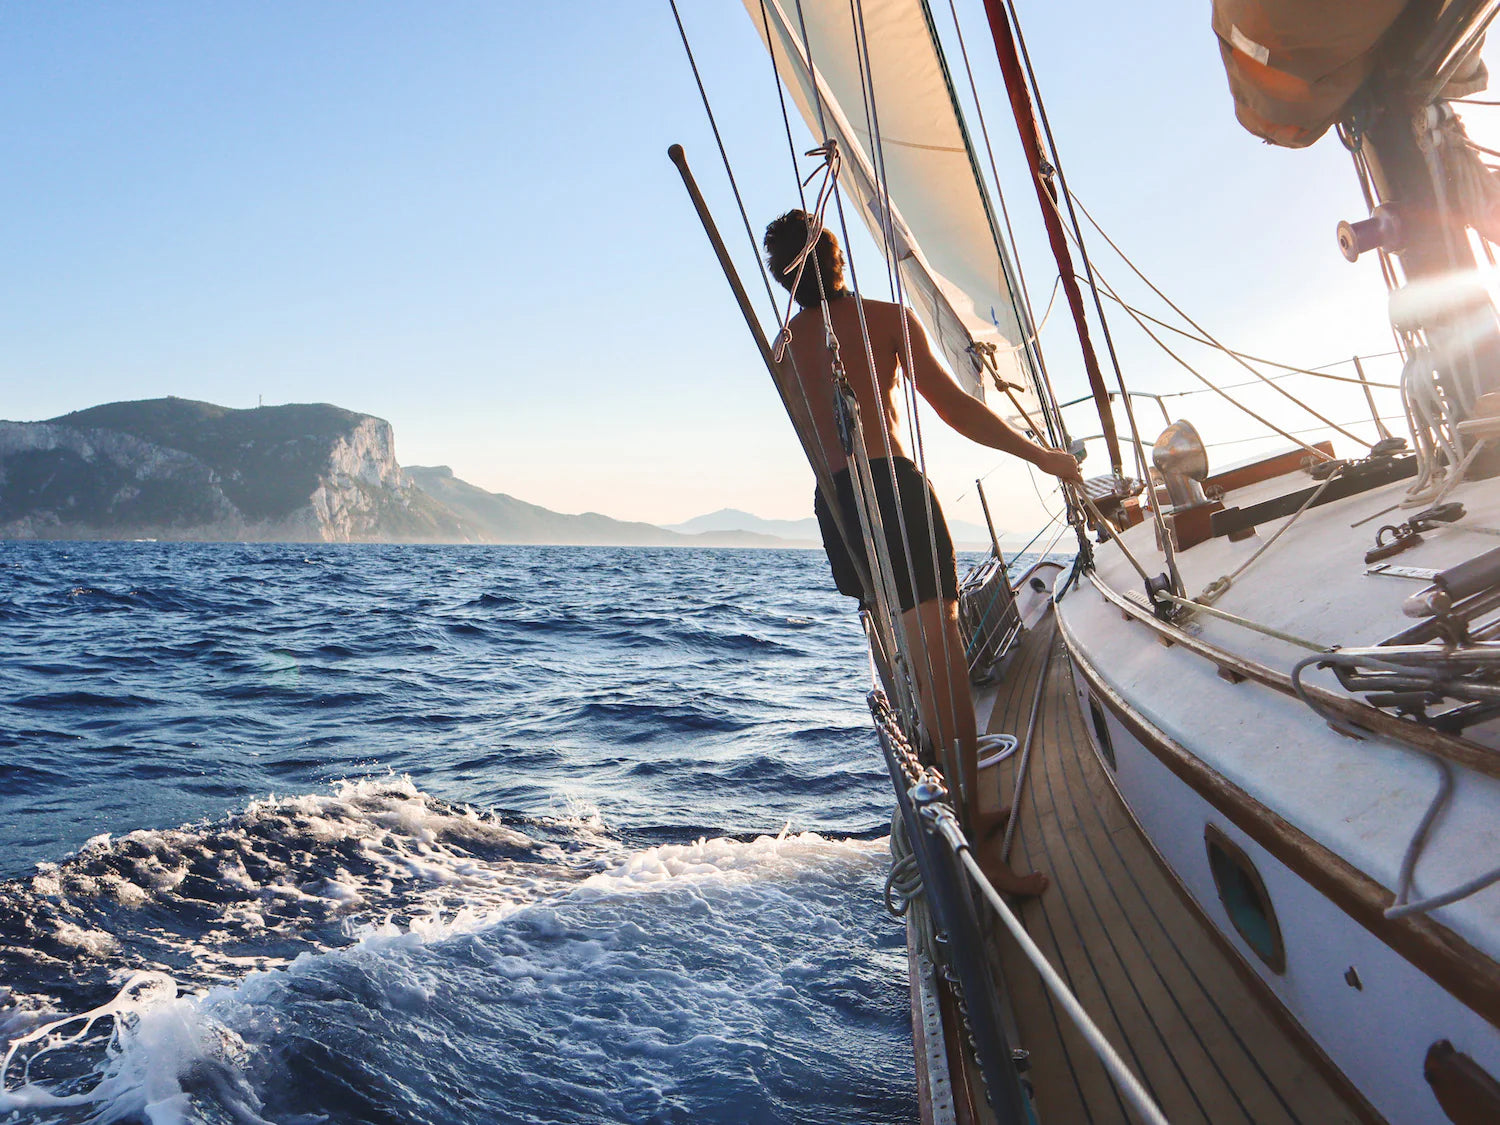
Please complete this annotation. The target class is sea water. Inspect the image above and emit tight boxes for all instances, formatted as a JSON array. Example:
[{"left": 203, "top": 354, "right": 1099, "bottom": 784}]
[{"left": 0, "top": 542, "right": 1009, "bottom": 1124}]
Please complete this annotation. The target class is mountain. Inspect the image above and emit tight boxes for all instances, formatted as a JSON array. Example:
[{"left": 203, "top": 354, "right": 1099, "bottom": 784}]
[
  {"left": 664, "top": 509, "right": 820, "bottom": 543},
  {"left": 0, "top": 398, "right": 468, "bottom": 542},
  {"left": 404, "top": 468, "right": 788, "bottom": 547},
  {"left": 0, "top": 397, "right": 809, "bottom": 547},
  {"left": 667, "top": 505, "right": 1000, "bottom": 548}
]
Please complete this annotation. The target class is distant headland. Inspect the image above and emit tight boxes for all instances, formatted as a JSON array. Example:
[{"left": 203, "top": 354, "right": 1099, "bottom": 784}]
[{"left": 0, "top": 398, "right": 810, "bottom": 547}]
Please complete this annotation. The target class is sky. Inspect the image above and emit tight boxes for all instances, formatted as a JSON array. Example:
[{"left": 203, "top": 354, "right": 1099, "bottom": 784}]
[{"left": 2, "top": 2, "right": 1494, "bottom": 535}]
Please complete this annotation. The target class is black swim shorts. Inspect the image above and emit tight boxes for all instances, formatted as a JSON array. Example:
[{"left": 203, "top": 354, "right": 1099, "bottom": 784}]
[{"left": 813, "top": 456, "right": 958, "bottom": 612}]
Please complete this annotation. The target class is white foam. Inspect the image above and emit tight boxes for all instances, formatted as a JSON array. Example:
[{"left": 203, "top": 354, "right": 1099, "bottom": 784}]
[
  {"left": 0, "top": 973, "right": 204, "bottom": 1124},
  {"left": 18, "top": 776, "right": 564, "bottom": 975},
  {"left": 578, "top": 830, "right": 882, "bottom": 895},
  {"left": 552, "top": 794, "right": 608, "bottom": 834},
  {"left": 1, "top": 827, "right": 890, "bottom": 1123},
  {"left": 52, "top": 923, "right": 119, "bottom": 957}
]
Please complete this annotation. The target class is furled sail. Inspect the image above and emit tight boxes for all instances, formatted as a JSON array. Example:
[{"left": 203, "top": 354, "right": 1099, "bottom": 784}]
[
  {"left": 1212, "top": 0, "right": 1490, "bottom": 148},
  {"left": 744, "top": 0, "right": 1043, "bottom": 428}
]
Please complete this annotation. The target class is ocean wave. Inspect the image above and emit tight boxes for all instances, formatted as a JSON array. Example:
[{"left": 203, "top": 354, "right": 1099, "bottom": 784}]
[
  {"left": 11, "top": 691, "right": 161, "bottom": 711},
  {"left": 0, "top": 779, "right": 579, "bottom": 1005},
  {"left": 0, "top": 542, "right": 919, "bottom": 1123},
  {"left": 0, "top": 828, "right": 908, "bottom": 1125}
]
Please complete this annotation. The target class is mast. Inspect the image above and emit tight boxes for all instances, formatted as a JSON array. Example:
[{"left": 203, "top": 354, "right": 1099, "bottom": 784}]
[
  {"left": 979, "top": 0, "right": 1124, "bottom": 480},
  {"left": 1348, "top": 0, "right": 1500, "bottom": 473}
]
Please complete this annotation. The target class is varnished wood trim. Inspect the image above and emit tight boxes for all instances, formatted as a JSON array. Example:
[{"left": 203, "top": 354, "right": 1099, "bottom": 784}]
[
  {"left": 1085, "top": 571, "right": 1500, "bottom": 782},
  {"left": 1060, "top": 621, "right": 1500, "bottom": 1033},
  {"left": 1206, "top": 441, "right": 1334, "bottom": 496}
]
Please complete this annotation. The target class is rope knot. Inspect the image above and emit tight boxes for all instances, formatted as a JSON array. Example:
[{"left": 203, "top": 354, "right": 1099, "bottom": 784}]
[
  {"left": 1197, "top": 576, "right": 1231, "bottom": 605},
  {"left": 772, "top": 325, "right": 793, "bottom": 364}
]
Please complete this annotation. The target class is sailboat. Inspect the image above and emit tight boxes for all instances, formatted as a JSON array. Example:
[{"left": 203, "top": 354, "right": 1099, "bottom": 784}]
[{"left": 671, "top": 0, "right": 1500, "bottom": 1122}]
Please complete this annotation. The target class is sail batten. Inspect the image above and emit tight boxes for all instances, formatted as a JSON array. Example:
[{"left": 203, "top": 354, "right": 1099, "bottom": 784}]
[{"left": 744, "top": 0, "right": 1042, "bottom": 427}]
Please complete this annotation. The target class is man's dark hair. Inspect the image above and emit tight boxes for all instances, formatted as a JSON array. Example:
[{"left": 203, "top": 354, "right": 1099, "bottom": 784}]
[{"left": 763, "top": 210, "right": 846, "bottom": 309}]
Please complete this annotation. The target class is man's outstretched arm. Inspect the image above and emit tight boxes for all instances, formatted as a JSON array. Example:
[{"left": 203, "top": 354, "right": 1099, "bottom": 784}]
[{"left": 902, "top": 309, "right": 1083, "bottom": 485}]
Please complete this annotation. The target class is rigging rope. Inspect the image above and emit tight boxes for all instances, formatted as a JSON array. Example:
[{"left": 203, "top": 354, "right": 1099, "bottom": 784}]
[
  {"left": 1153, "top": 591, "right": 1330, "bottom": 652},
  {"left": 1069, "top": 487, "right": 1154, "bottom": 585},
  {"left": 1084, "top": 291, "right": 1405, "bottom": 391},
  {"left": 941, "top": 0, "right": 1039, "bottom": 333},
  {"left": 669, "top": 3, "right": 874, "bottom": 635},
  {"left": 1201, "top": 416, "right": 1405, "bottom": 450},
  {"left": 979, "top": 0, "right": 1182, "bottom": 590},
  {"left": 1290, "top": 652, "right": 1500, "bottom": 920},
  {"left": 1195, "top": 464, "right": 1345, "bottom": 607},
  {"left": 980, "top": 275, "right": 1063, "bottom": 358},
  {"left": 1040, "top": 204, "right": 1341, "bottom": 462},
  {"left": 995, "top": 0, "right": 1135, "bottom": 475},
  {"left": 1065, "top": 190, "right": 1376, "bottom": 450},
  {"left": 759, "top": 0, "right": 809, "bottom": 211},
  {"left": 669, "top": 0, "right": 914, "bottom": 724},
  {"left": 774, "top": 0, "right": 952, "bottom": 762},
  {"left": 667, "top": 0, "right": 784, "bottom": 322},
  {"left": 939, "top": 0, "right": 1071, "bottom": 453},
  {"left": 1399, "top": 346, "right": 1491, "bottom": 509},
  {"left": 822, "top": 0, "right": 966, "bottom": 773}
]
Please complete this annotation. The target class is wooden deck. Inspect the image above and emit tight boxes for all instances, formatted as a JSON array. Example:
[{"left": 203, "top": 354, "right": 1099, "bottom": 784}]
[{"left": 977, "top": 615, "right": 1380, "bottom": 1125}]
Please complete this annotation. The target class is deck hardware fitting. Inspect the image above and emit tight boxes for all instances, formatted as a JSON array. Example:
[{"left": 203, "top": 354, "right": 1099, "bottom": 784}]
[
  {"left": 1367, "top": 525, "right": 1425, "bottom": 563},
  {"left": 1366, "top": 564, "right": 1441, "bottom": 580},
  {"left": 1091, "top": 571, "right": 1500, "bottom": 777}
]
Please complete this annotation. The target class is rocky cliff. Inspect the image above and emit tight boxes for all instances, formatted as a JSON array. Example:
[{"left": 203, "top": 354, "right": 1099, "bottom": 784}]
[
  {"left": 0, "top": 397, "right": 802, "bottom": 546},
  {"left": 0, "top": 398, "right": 472, "bottom": 542}
]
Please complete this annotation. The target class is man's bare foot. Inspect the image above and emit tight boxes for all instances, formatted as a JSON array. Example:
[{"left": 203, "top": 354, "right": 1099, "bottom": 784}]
[{"left": 975, "top": 832, "right": 1049, "bottom": 898}]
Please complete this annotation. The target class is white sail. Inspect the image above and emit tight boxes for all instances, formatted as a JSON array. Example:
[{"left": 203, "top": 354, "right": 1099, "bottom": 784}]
[{"left": 744, "top": 0, "right": 1043, "bottom": 427}]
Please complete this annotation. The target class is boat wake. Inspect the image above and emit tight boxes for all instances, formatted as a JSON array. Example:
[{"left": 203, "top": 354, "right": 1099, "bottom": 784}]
[{"left": 0, "top": 780, "right": 914, "bottom": 1125}]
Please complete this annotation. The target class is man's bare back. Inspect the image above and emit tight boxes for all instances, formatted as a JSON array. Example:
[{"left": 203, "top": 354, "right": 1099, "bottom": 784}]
[
  {"left": 777, "top": 292, "right": 1083, "bottom": 487},
  {"left": 778, "top": 295, "right": 913, "bottom": 474}
]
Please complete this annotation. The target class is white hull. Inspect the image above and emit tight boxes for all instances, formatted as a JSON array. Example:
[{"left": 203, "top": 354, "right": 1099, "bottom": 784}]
[{"left": 1056, "top": 464, "right": 1500, "bottom": 1124}]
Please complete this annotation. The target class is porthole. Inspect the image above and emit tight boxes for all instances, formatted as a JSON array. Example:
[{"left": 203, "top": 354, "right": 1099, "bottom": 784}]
[
  {"left": 1087, "top": 696, "right": 1116, "bottom": 770},
  {"left": 1205, "top": 825, "right": 1286, "bottom": 974}
]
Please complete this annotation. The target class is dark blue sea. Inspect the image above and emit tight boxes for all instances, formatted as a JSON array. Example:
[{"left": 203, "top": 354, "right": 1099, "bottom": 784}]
[{"left": 0, "top": 541, "right": 996, "bottom": 1125}]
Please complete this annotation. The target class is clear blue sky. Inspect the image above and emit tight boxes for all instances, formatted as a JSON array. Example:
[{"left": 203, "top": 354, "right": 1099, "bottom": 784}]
[{"left": 1, "top": 2, "right": 1487, "bottom": 532}]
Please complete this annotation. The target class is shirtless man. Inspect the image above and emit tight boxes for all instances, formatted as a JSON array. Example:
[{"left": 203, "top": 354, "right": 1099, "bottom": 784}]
[{"left": 763, "top": 210, "right": 1082, "bottom": 896}]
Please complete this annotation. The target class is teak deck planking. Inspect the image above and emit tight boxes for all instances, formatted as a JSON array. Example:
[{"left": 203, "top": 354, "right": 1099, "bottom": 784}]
[{"left": 977, "top": 618, "right": 1375, "bottom": 1124}]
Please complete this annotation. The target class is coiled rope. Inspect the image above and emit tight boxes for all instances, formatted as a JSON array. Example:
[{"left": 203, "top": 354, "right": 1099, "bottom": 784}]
[{"left": 884, "top": 807, "right": 937, "bottom": 962}]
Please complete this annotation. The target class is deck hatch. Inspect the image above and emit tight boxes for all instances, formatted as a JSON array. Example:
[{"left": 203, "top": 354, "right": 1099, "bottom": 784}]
[{"left": 1205, "top": 824, "right": 1286, "bottom": 974}]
